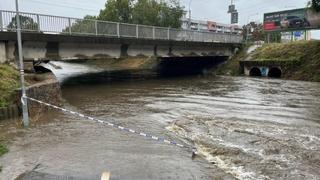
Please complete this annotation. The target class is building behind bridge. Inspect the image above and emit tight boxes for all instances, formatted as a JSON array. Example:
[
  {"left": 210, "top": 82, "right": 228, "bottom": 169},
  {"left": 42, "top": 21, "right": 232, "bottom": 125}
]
[{"left": 181, "top": 14, "right": 242, "bottom": 35}]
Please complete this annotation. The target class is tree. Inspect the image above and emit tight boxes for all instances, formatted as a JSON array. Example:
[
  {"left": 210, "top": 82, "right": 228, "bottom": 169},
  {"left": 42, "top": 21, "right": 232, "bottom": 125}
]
[
  {"left": 98, "top": 0, "right": 184, "bottom": 28},
  {"left": 243, "top": 22, "right": 281, "bottom": 43},
  {"left": 98, "top": 0, "right": 133, "bottom": 23},
  {"left": 64, "top": 15, "right": 97, "bottom": 34},
  {"left": 310, "top": 0, "right": 320, "bottom": 12},
  {"left": 64, "top": 0, "right": 184, "bottom": 35},
  {"left": 131, "top": 0, "right": 183, "bottom": 28},
  {"left": 7, "top": 15, "right": 39, "bottom": 31},
  {"left": 242, "top": 22, "right": 266, "bottom": 42}
]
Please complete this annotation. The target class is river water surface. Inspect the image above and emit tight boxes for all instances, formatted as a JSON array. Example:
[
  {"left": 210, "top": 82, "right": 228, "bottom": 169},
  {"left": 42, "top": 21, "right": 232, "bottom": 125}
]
[{"left": 1, "top": 68, "right": 320, "bottom": 179}]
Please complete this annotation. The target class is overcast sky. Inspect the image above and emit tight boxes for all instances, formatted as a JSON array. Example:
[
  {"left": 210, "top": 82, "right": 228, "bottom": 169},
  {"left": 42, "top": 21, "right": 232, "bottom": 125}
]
[{"left": 1, "top": 0, "right": 319, "bottom": 38}]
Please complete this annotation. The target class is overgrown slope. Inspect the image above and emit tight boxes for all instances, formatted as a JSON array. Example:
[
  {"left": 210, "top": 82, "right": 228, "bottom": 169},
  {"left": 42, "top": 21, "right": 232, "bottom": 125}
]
[
  {"left": 252, "top": 41, "right": 320, "bottom": 81},
  {"left": 0, "top": 64, "right": 20, "bottom": 108},
  {"left": 217, "top": 41, "right": 320, "bottom": 82},
  {"left": 216, "top": 45, "right": 249, "bottom": 76}
]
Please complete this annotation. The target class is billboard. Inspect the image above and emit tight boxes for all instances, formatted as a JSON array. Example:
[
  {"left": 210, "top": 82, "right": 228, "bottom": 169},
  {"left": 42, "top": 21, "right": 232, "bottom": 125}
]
[{"left": 264, "top": 8, "right": 320, "bottom": 31}]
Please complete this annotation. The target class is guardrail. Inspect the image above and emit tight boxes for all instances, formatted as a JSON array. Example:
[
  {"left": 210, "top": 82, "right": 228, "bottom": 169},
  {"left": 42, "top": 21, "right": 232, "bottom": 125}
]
[{"left": 0, "top": 10, "right": 243, "bottom": 43}]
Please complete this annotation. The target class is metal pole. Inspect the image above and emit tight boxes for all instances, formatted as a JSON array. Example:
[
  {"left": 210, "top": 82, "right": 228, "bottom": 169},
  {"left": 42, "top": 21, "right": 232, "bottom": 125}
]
[
  {"left": 152, "top": 26, "right": 155, "bottom": 40},
  {"left": 95, "top": 20, "right": 98, "bottom": 35},
  {"left": 246, "top": 25, "right": 249, "bottom": 44},
  {"left": 167, "top": 27, "right": 170, "bottom": 40},
  {"left": 36, "top": 14, "right": 40, "bottom": 32},
  {"left": 304, "top": 30, "right": 307, "bottom": 41},
  {"left": 117, "top": 23, "right": 120, "bottom": 38},
  {"left": 0, "top": 11, "right": 3, "bottom": 31},
  {"left": 15, "top": 0, "right": 29, "bottom": 127},
  {"left": 68, "top": 18, "right": 72, "bottom": 35},
  {"left": 188, "top": 0, "right": 192, "bottom": 29},
  {"left": 136, "top": 24, "right": 138, "bottom": 38}
]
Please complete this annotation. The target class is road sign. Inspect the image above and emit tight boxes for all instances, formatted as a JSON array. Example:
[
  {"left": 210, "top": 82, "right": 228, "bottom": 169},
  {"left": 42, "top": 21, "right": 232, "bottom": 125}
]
[
  {"left": 231, "top": 12, "right": 239, "bottom": 24},
  {"left": 228, "top": 5, "right": 235, "bottom": 13}
]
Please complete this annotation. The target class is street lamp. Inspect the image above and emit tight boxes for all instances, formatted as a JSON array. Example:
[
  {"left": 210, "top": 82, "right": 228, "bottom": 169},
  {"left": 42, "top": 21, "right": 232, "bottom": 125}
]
[
  {"left": 188, "top": 0, "right": 192, "bottom": 29},
  {"left": 15, "top": 0, "right": 29, "bottom": 127}
]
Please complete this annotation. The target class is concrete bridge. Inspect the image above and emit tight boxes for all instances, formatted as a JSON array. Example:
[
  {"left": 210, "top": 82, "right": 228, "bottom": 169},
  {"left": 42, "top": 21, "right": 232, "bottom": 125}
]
[{"left": 0, "top": 10, "right": 242, "bottom": 63}]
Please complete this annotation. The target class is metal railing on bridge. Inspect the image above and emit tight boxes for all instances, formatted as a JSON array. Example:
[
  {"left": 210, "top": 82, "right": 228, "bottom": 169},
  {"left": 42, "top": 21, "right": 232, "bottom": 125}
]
[{"left": 0, "top": 10, "right": 243, "bottom": 43}]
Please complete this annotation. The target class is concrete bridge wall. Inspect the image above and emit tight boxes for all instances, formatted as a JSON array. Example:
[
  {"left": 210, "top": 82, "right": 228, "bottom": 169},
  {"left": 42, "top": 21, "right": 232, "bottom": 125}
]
[{"left": 0, "top": 32, "right": 240, "bottom": 62}]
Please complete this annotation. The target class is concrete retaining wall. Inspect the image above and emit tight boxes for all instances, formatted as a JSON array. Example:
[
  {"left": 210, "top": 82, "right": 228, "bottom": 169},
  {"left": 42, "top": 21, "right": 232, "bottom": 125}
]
[
  {"left": 0, "top": 73, "right": 63, "bottom": 121},
  {"left": 24, "top": 74, "right": 63, "bottom": 117},
  {"left": 0, "top": 105, "right": 20, "bottom": 121},
  {"left": 0, "top": 42, "right": 6, "bottom": 63}
]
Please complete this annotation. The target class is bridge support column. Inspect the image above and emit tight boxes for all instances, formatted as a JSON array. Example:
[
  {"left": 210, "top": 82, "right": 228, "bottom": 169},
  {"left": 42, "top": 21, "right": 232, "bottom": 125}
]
[
  {"left": 120, "top": 44, "right": 129, "bottom": 57},
  {"left": 0, "top": 41, "right": 6, "bottom": 63},
  {"left": 154, "top": 45, "right": 157, "bottom": 56}
]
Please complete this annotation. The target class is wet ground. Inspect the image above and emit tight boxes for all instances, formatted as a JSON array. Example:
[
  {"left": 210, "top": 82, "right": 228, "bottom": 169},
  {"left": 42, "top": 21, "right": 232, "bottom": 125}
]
[{"left": 0, "top": 75, "right": 320, "bottom": 180}]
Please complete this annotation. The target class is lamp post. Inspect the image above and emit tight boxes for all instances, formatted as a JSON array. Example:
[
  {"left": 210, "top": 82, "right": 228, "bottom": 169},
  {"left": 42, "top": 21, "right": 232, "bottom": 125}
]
[
  {"left": 188, "top": 0, "right": 192, "bottom": 29},
  {"left": 15, "top": 0, "right": 29, "bottom": 127},
  {"left": 246, "top": 13, "right": 259, "bottom": 44}
]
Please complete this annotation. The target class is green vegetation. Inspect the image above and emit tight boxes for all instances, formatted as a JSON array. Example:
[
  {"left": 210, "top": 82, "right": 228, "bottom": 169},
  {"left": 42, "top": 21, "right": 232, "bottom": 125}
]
[
  {"left": 0, "top": 64, "right": 20, "bottom": 108},
  {"left": 0, "top": 144, "right": 8, "bottom": 172},
  {"left": 99, "top": 0, "right": 183, "bottom": 27},
  {"left": 7, "top": 15, "right": 39, "bottom": 31},
  {"left": 251, "top": 41, "right": 311, "bottom": 61},
  {"left": 216, "top": 45, "right": 249, "bottom": 76},
  {"left": 218, "top": 41, "right": 320, "bottom": 82},
  {"left": 252, "top": 41, "right": 320, "bottom": 81},
  {"left": 65, "top": 0, "right": 184, "bottom": 33},
  {"left": 310, "top": 0, "right": 320, "bottom": 12},
  {"left": 0, "top": 144, "right": 8, "bottom": 157}
]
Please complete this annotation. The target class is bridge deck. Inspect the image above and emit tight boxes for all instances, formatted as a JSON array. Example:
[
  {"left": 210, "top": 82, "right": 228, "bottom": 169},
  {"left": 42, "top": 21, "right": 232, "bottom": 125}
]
[{"left": 0, "top": 10, "right": 242, "bottom": 44}]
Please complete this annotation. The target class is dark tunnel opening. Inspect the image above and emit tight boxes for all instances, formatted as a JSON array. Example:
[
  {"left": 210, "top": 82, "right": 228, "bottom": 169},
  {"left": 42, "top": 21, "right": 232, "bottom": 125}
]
[
  {"left": 157, "top": 56, "right": 228, "bottom": 76},
  {"left": 249, "top": 67, "right": 262, "bottom": 77},
  {"left": 268, "top": 67, "right": 282, "bottom": 78}
]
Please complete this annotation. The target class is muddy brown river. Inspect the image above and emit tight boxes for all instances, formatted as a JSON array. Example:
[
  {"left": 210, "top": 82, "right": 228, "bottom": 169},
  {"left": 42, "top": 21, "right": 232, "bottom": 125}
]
[{"left": 1, "top": 73, "right": 320, "bottom": 179}]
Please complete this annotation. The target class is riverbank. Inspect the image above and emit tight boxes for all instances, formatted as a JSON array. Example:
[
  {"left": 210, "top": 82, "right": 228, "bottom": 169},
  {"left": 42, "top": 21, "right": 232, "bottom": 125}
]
[
  {"left": 217, "top": 41, "right": 320, "bottom": 82},
  {"left": 0, "top": 144, "right": 8, "bottom": 172},
  {"left": 0, "top": 64, "right": 20, "bottom": 108}
]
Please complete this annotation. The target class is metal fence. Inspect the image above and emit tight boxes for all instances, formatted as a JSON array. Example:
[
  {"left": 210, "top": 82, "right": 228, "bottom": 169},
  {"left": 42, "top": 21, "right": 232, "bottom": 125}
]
[{"left": 0, "top": 10, "right": 243, "bottom": 43}]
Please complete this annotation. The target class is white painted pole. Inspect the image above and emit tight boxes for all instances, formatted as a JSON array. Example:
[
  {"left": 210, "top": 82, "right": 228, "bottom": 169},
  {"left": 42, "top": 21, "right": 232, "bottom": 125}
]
[
  {"left": 136, "top": 24, "right": 138, "bottom": 38},
  {"left": 15, "top": 0, "right": 29, "bottom": 127},
  {"left": 188, "top": 0, "right": 192, "bottom": 30},
  {"left": 117, "top": 23, "right": 120, "bottom": 38},
  {"left": 0, "top": 11, "right": 3, "bottom": 31},
  {"left": 95, "top": 20, "right": 98, "bottom": 35}
]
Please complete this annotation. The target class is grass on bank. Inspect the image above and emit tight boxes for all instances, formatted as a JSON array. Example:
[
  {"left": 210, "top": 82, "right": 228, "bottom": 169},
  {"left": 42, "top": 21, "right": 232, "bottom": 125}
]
[
  {"left": 217, "top": 41, "right": 320, "bottom": 82},
  {"left": 0, "top": 64, "right": 20, "bottom": 108},
  {"left": 0, "top": 143, "right": 8, "bottom": 172},
  {"left": 251, "top": 41, "right": 318, "bottom": 61},
  {"left": 252, "top": 41, "right": 320, "bottom": 81},
  {"left": 216, "top": 45, "right": 249, "bottom": 76}
]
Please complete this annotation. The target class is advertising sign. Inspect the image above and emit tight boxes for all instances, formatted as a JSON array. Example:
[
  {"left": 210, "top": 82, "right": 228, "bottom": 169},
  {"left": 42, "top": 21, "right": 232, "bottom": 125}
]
[
  {"left": 207, "top": 21, "right": 217, "bottom": 31},
  {"left": 264, "top": 8, "right": 320, "bottom": 31}
]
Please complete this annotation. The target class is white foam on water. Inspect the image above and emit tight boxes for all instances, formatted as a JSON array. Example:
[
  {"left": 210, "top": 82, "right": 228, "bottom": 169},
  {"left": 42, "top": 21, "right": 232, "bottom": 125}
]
[
  {"left": 39, "top": 61, "right": 103, "bottom": 82},
  {"left": 197, "top": 146, "right": 270, "bottom": 180}
]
